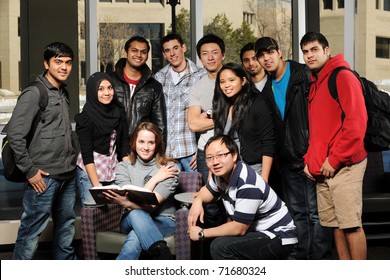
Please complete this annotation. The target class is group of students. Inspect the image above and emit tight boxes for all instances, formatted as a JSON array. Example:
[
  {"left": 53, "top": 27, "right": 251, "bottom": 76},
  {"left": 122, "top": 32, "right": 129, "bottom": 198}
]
[{"left": 7, "top": 30, "right": 368, "bottom": 261}]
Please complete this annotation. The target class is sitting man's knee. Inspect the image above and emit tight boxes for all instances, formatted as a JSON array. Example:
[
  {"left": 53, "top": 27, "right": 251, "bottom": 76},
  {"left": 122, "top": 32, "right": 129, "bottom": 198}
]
[{"left": 210, "top": 237, "right": 230, "bottom": 259}]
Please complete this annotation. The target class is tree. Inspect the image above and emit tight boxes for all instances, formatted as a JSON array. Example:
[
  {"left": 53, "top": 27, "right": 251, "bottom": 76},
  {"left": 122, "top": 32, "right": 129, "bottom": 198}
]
[
  {"left": 230, "top": 21, "right": 257, "bottom": 63},
  {"left": 170, "top": 8, "right": 191, "bottom": 58},
  {"left": 250, "top": 0, "right": 292, "bottom": 59},
  {"left": 204, "top": 13, "right": 237, "bottom": 62},
  {"left": 204, "top": 14, "right": 256, "bottom": 64},
  {"left": 174, "top": 10, "right": 258, "bottom": 64},
  {"left": 99, "top": 16, "right": 135, "bottom": 72},
  {"left": 204, "top": 13, "right": 234, "bottom": 42}
]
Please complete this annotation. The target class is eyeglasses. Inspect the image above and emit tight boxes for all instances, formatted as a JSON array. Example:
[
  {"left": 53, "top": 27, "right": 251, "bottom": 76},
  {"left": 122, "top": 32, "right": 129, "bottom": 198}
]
[{"left": 205, "top": 152, "right": 231, "bottom": 163}]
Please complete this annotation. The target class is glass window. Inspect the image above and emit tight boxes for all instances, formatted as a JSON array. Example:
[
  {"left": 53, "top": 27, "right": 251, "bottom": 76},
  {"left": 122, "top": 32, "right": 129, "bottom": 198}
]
[
  {"left": 116, "top": 0, "right": 129, "bottom": 2},
  {"left": 99, "top": 0, "right": 112, "bottom": 2},
  {"left": 243, "top": 12, "right": 254, "bottom": 24},
  {"left": 149, "top": 0, "right": 163, "bottom": 3},
  {"left": 338, "top": 0, "right": 344, "bottom": 9},
  {"left": 133, "top": 0, "right": 145, "bottom": 3},
  {"left": 385, "top": 0, "right": 390, "bottom": 11},
  {"left": 376, "top": 0, "right": 380, "bottom": 9},
  {"left": 376, "top": 37, "right": 390, "bottom": 59},
  {"left": 323, "top": 0, "right": 333, "bottom": 10}
]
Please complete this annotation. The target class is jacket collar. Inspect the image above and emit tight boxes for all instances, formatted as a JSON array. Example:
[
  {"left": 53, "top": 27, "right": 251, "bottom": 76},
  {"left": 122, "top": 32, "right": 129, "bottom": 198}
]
[{"left": 114, "top": 57, "right": 153, "bottom": 83}]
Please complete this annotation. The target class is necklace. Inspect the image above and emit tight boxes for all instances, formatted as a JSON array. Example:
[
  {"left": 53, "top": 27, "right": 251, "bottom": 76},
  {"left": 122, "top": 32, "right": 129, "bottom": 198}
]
[{"left": 172, "top": 61, "right": 188, "bottom": 76}]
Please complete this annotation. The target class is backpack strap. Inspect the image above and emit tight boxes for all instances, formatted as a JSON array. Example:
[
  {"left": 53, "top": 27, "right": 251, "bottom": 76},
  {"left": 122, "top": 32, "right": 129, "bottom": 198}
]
[
  {"left": 328, "top": 66, "right": 360, "bottom": 122},
  {"left": 2, "top": 80, "right": 49, "bottom": 145},
  {"left": 30, "top": 80, "right": 49, "bottom": 112},
  {"left": 328, "top": 66, "right": 364, "bottom": 102},
  {"left": 25, "top": 80, "right": 49, "bottom": 141},
  {"left": 328, "top": 66, "right": 350, "bottom": 102}
]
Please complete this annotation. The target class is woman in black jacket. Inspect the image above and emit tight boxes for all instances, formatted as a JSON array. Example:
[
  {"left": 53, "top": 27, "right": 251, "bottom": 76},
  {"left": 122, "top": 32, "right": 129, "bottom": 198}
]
[
  {"left": 213, "top": 63, "right": 275, "bottom": 181},
  {"left": 75, "top": 72, "right": 130, "bottom": 206}
]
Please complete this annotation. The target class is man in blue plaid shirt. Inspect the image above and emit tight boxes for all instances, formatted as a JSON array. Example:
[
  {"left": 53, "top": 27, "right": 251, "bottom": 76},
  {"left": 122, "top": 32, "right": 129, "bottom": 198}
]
[{"left": 155, "top": 34, "right": 206, "bottom": 171}]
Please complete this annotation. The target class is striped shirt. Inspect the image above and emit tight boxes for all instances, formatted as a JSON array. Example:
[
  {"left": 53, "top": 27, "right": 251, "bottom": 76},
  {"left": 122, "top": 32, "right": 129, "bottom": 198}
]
[
  {"left": 206, "top": 161, "right": 297, "bottom": 245},
  {"left": 154, "top": 59, "right": 206, "bottom": 159}
]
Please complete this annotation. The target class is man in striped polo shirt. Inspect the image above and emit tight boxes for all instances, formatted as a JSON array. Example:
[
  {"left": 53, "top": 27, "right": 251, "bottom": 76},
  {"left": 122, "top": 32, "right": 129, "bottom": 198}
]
[{"left": 188, "top": 135, "right": 297, "bottom": 259}]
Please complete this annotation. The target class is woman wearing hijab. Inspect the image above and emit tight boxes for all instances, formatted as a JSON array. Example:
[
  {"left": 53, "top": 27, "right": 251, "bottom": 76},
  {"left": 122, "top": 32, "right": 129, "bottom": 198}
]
[{"left": 75, "top": 72, "right": 130, "bottom": 206}]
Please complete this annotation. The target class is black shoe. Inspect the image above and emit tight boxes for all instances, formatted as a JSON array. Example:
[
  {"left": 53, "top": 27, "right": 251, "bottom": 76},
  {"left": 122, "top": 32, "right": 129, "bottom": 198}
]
[{"left": 145, "top": 240, "right": 173, "bottom": 260}]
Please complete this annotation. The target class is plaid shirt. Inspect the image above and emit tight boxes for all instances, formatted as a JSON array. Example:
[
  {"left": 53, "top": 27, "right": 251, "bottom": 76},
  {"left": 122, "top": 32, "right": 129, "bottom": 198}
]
[
  {"left": 154, "top": 59, "right": 206, "bottom": 159},
  {"left": 76, "top": 130, "right": 118, "bottom": 182}
]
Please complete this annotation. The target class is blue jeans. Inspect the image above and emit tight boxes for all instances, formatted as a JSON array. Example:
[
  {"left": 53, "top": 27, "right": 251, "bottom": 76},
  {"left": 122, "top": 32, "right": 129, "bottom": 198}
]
[
  {"left": 176, "top": 153, "right": 197, "bottom": 172},
  {"left": 210, "top": 232, "right": 294, "bottom": 260},
  {"left": 282, "top": 167, "right": 333, "bottom": 259},
  {"left": 116, "top": 209, "right": 175, "bottom": 260},
  {"left": 76, "top": 167, "right": 96, "bottom": 206},
  {"left": 13, "top": 176, "right": 77, "bottom": 260}
]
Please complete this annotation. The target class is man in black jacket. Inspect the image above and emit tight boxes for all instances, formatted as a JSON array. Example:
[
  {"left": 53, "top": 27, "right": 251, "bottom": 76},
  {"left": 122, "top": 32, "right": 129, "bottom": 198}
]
[
  {"left": 109, "top": 36, "right": 167, "bottom": 143},
  {"left": 255, "top": 37, "right": 332, "bottom": 260}
]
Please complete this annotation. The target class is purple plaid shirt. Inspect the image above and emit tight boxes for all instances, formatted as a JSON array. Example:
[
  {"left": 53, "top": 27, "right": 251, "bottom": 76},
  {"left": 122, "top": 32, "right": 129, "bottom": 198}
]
[{"left": 76, "top": 130, "right": 118, "bottom": 182}]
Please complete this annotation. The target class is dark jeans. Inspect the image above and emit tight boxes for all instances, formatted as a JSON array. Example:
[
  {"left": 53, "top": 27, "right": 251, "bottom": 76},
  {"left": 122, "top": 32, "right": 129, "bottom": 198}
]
[
  {"left": 196, "top": 148, "right": 208, "bottom": 185},
  {"left": 13, "top": 177, "right": 77, "bottom": 260},
  {"left": 210, "top": 232, "right": 294, "bottom": 260},
  {"left": 282, "top": 167, "right": 333, "bottom": 259},
  {"left": 193, "top": 148, "right": 226, "bottom": 259}
]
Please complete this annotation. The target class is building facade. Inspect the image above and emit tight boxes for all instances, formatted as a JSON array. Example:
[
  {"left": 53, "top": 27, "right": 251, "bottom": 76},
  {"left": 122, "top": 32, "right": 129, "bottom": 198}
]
[
  {"left": 320, "top": 0, "right": 390, "bottom": 85},
  {"left": 1, "top": 0, "right": 258, "bottom": 95}
]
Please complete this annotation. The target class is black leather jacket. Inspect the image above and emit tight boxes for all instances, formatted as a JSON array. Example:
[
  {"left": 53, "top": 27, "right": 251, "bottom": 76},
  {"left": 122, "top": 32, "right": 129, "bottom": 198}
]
[
  {"left": 263, "top": 60, "right": 310, "bottom": 169},
  {"left": 109, "top": 58, "right": 167, "bottom": 143}
]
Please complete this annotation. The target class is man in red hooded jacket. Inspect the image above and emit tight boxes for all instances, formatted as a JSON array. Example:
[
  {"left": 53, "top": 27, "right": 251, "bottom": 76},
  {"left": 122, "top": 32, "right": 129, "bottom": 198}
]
[{"left": 300, "top": 32, "right": 368, "bottom": 260}]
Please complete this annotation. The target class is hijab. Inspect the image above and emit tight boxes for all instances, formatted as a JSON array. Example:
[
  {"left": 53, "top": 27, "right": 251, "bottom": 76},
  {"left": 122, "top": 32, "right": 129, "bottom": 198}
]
[{"left": 82, "top": 72, "right": 122, "bottom": 134}]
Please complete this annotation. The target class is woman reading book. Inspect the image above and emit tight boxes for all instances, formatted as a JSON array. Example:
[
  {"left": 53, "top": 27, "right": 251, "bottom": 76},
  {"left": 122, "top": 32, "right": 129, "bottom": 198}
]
[
  {"left": 103, "top": 122, "right": 179, "bottom": 260},
  {"left": 75, "top": 72, "right": 130, "bottom": 206}
]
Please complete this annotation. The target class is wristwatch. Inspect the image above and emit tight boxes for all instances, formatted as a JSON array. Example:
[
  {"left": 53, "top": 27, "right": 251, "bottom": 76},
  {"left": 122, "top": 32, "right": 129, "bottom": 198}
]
[
  {"left": 206, "top": 109, "right": 213, "bottom": 119},
  {"left": 198, "top": 229, "right": 205, "bottom": 240}
]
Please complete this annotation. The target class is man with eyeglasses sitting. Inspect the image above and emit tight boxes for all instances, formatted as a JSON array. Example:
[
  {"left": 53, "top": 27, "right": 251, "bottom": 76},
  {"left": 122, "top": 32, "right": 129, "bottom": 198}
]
[{"left": 188, "top": 134, "right": 297, "bottom": 260}]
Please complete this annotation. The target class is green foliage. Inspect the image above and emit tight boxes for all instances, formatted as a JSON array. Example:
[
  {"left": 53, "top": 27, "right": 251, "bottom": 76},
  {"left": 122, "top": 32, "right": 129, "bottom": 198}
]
[
  {"left": 174, "top": 11, "right": 257, "bottom": 64},
  {"left": 167, "top": 8, "right": 191, "bottom": 58},
  {"left": 175, "top": 8, "right": 191, "bottom": 47},
  {"left": 230, "top": 21, "right": 257, "bottom": 63},
  {"left": 205, "top": 14, "right": 256, "bottom": 64},
  {"left": 204, "top": 13, "right": 234, "bottom": 43},
  {"left": 231, "top": 21, "right": 257, "bottom": 48}
]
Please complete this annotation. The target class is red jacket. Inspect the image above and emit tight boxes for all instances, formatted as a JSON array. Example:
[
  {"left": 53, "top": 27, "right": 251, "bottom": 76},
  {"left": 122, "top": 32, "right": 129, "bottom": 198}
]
[{"left": 304, "top": 54, "right": 367, "bottom": 175}]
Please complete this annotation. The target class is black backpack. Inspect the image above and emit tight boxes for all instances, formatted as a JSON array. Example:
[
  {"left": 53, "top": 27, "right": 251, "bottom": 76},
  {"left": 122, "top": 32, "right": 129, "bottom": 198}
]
[
  {"left": 328, "top": 66, "right": 390, "bottom": 152},
  {"left": 1, "top": 81, "right": 49, "bottom": 182}
]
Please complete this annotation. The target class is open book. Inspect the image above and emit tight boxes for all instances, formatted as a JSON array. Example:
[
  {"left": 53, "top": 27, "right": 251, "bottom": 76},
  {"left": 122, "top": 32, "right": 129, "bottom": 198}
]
[{"left": 89, "top": 184, "right": 159, "bottom": 205}]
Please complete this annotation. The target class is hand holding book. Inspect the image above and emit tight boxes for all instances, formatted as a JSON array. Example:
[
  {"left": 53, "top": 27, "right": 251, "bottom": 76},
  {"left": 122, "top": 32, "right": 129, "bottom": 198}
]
[{"left": 89, "top": 184, "right": 159, "bottom": 205}]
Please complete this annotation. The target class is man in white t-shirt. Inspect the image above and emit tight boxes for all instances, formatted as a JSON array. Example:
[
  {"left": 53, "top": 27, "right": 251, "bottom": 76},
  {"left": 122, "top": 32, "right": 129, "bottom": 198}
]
[{"left": 240, "top": 42, "right": 267, "bottom": 92}]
